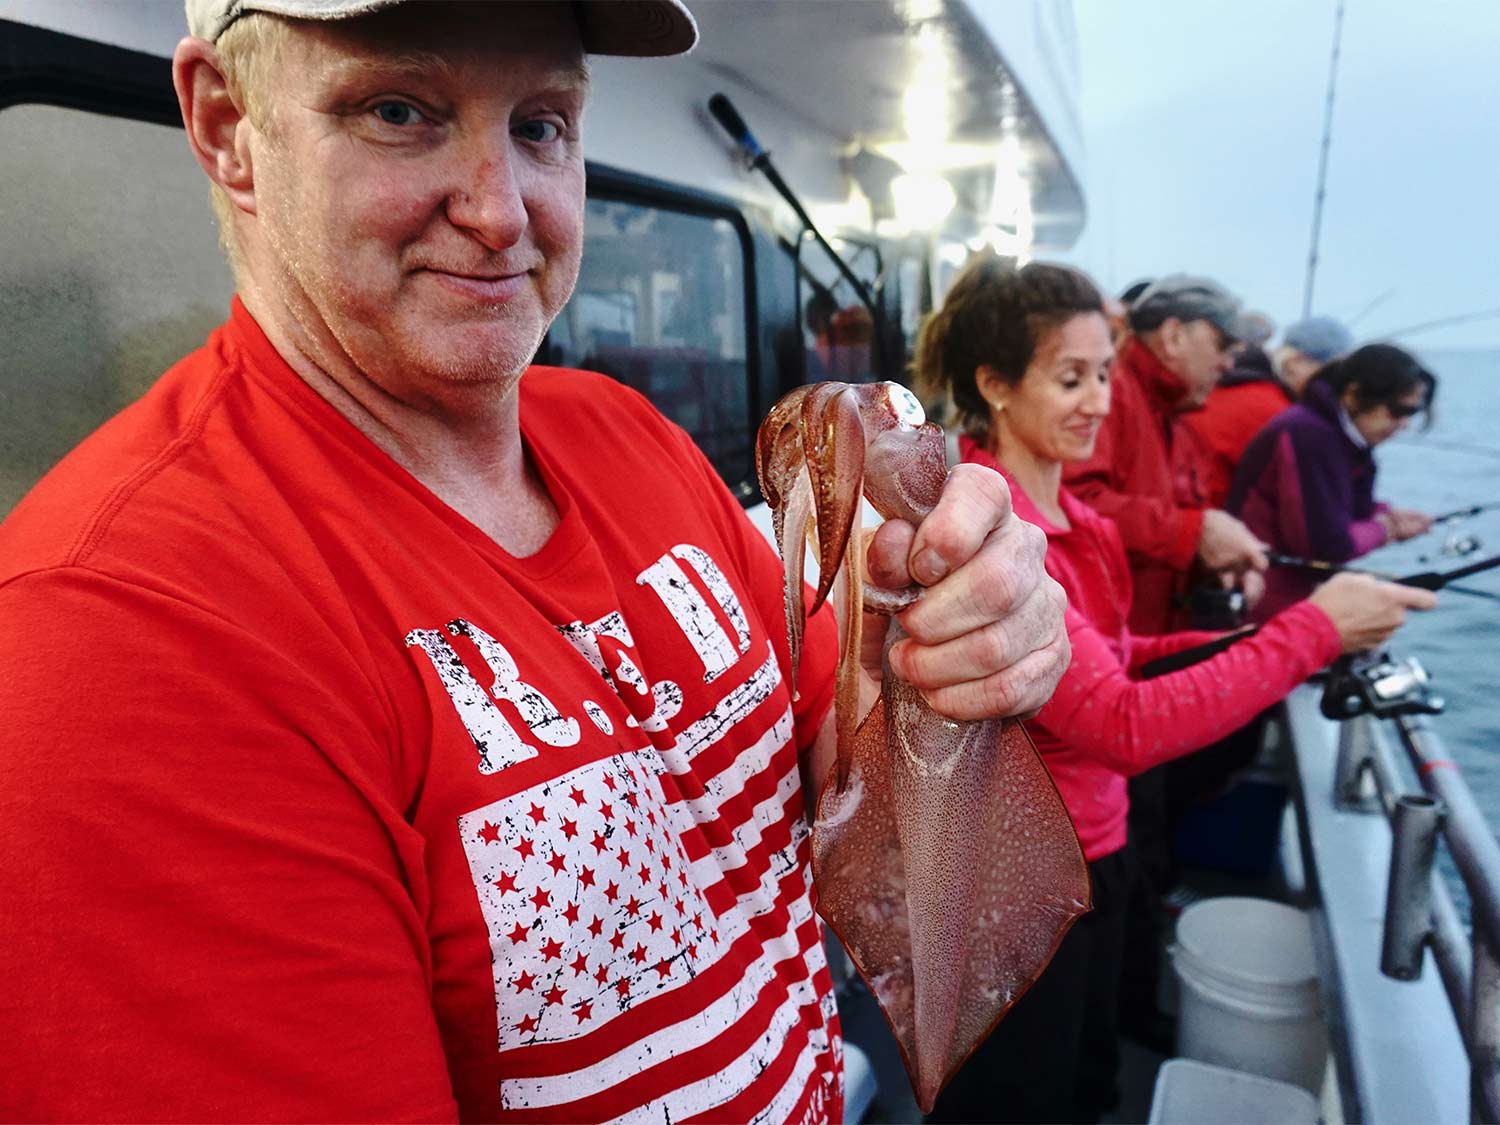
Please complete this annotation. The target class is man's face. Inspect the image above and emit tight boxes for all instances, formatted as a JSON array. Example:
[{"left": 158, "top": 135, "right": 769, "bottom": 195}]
[
  {"left": 1165, "top": 317, "right": 1235, "bottom": 408},
  {"left": 243, "top": 2, "right": 588, "bottom": 404}
]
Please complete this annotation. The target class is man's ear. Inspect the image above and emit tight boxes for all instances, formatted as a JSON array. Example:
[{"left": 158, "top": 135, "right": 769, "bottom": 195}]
[
  {"left": 1156, "top": 317, "right": 1186, "bottom": 360},
  {"left": 172, "top": 37, "right": 256, "bottom": 215}
]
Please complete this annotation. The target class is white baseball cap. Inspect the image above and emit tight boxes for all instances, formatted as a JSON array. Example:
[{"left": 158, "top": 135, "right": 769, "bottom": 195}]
[{"left": 185, "top": 0, "right": 698, "bottom": 57}]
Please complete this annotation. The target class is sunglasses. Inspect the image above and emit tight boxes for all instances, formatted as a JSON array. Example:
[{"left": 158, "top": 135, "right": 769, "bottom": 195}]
[{"left": 1387, "top": 401, "right": 1425, "bottom": 419}]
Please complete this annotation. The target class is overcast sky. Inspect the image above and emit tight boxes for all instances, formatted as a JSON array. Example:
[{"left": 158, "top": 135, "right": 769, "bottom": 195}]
[{"left": 1061, "top": 0, "right": 1500, "bottom": 350}]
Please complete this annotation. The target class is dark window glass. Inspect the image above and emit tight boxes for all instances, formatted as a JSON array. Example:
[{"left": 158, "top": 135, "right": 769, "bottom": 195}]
[{"left": 547, "top": 199, "right": 751, "bottom": 489}]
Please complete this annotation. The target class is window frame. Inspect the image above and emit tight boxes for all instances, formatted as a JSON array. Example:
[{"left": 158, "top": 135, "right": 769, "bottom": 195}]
[{"left": 551, "top": 165, "right": 763, "bottom": 501}]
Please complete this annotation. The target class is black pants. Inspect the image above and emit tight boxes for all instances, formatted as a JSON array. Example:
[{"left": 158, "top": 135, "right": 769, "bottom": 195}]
[
  {"left": 1117, "top": 770, "right": 1168, "bottom": 1041},
  {"left": 926, "top": 844, "right": 1133, "bottom": 1125}
]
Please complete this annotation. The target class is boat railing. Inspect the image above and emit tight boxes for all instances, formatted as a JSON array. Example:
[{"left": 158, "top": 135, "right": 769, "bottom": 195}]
[{"left": 1331, "top": 691, "right": 1500, "bottom": 1123}]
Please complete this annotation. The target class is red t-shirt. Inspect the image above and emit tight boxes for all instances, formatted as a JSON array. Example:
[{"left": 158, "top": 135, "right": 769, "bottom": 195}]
[
  {"left": 962, "top": 439, "right": 1340, "bottom": 861},
  {"left": 0, "top": 300, "right": 841, "bottom": 1124}
]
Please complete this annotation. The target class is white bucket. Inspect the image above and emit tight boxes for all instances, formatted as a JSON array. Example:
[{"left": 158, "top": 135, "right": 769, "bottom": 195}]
[
  {"left": 1169, "top": 897, "right": 1328, "bottom": 1093},
  {"left": 1148, "top": 1058, "right": 1320, "bottom": 1125}
]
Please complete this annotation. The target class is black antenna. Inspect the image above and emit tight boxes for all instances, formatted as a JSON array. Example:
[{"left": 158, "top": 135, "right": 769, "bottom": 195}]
[
  {"left": 707, "top": 93, "right": 877, "bottom": 316},
  {"left": 1301, "top": 0, "right": 1346, "bottom": 317}
]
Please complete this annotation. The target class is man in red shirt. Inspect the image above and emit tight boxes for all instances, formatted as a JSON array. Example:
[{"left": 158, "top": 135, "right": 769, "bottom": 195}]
[
  {"left": 1064, "top": 275, "right": 1269, "bottom": 637},
  {"left": 0, "top": 2, "right": 1070, "bottom": 1122},
  {"left": 1188, "top": 315, "right": 1354, "bottom": 507}
]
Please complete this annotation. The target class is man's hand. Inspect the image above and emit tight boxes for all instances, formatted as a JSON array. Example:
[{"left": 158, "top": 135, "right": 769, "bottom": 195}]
[
  {"left": 863, "top": 464, "right": 1069, "bottom": 720},
  {"left": 1197, "top": 508, "right": 1269, "bottom": 574}
]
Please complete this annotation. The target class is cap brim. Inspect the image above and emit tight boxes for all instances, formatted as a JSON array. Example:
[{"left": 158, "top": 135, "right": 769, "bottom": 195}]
[
  {"left": 192, "top": 0, "right": 698, "bottom": 56},
  {"left": 577, "top": 0, "right": 697, "bottom": 57}
]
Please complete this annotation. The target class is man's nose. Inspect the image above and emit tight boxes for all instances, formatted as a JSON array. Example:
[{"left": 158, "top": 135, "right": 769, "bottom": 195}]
[{"left": 447, "top": 136, "right": 527, "bottom": 250}]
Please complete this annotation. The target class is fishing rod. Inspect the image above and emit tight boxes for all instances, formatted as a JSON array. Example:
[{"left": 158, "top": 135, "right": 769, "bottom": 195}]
[
  {"left": 1300, "top": 0, "right": 1345, "bottom": 317},
  {"left": 1431, "top": 500, "right": 1500, "bottom": 525},
  {"left": 1383, "top": 305, "right": 1500, "bottom": 340},
  {"left": 1403, "top": 552, "right": 1500, "bottom": 591},
  {"left": 1268, "top": 551, "right": 1500, "bottom": 603},
  {"left": 709, "top": 92, "right": 892, "bottom": 382},
  {"left": 1141, "top": 551, "right": 1500, "bottom": 679}
]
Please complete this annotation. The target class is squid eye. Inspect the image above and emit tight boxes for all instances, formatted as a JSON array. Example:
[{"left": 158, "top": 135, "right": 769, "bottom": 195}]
[{"left": 883, "top": 382, "right": 926, "bottom": 428}]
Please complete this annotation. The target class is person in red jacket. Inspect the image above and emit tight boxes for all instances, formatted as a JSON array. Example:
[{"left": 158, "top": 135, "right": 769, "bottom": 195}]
[
  {"left": 1064, "top": 274, "right": 1269, "bottom": 637},
  {"left": 913, "top": 253, "right": 1434, "bottom": 1124},
  {"left": 1188, "top": 315, "right": 1354, "bottom": 507}
]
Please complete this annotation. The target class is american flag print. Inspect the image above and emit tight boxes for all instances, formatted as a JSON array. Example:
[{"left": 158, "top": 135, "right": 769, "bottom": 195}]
[
  {"left": 459, "top": 738, "right": 838, "bottom": 1121},
  {"left": 460, "top": 752, "right": 717, "bottom": 1056},
  {"left": 449, "top": 543, "right": 841, "bottom": 1123}
]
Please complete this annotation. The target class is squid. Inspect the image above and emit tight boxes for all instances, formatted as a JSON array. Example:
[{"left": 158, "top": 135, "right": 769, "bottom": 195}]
[{"left": 757, "top": 380, "right": 1091, "bottom": 1112}]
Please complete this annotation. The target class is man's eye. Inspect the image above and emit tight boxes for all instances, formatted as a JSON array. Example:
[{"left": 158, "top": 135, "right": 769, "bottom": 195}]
[
  {"left": 515, "top": 119, "right": 562, "bottom": 144},
  {"left": 373, "top": 101, "right": 423, "bottom": 126}
]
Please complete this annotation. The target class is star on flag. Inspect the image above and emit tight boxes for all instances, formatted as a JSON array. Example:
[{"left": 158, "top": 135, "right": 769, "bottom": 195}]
[{"left": 459, "top": 753, "right": 717, "bottom": 1051}]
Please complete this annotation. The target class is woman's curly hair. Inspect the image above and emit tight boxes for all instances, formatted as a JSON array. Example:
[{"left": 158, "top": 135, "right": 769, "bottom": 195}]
[{"left": 913, "top": 254, "right": 1105, "bottom": 445}]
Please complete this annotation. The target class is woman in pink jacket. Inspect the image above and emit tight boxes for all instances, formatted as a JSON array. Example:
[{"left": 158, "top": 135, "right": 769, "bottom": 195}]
[{"left": 912, "top": 253, "right": 1433, "bottom": 1124}]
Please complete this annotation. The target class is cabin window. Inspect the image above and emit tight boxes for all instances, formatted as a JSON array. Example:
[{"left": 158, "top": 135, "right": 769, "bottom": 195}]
[
  {"left": 545, "top": 198, "right": 753, "bottom": 494},
  {"left": 0, "top": 103, "right": 234, "bottom": 518}
]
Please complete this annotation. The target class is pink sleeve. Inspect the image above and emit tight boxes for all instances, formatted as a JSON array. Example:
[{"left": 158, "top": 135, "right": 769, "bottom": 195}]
[
  {"left": 1348, "top": 516, "right": 1389, "bottom": 558},
  {"left": 1033, "top": 601, "right": 1341, "bottom": 777}
]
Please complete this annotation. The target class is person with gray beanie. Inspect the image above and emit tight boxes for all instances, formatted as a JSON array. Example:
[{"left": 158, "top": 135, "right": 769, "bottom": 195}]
[{"left": 1276, "top": 315, "right": 1355, "bottom": 396}]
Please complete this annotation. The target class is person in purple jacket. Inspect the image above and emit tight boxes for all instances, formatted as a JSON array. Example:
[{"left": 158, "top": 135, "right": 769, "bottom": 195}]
[{"left": 1228, "top": 342, "right": 1437, "bottom": 619}]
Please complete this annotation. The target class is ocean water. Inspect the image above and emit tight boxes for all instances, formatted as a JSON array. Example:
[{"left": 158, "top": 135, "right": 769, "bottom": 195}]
[{"left": 1347, "top": 347, "right": 1500, "bottom": 911}]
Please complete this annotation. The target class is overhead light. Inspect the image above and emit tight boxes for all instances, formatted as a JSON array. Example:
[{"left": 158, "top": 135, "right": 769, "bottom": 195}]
[
  {"left": 891, "top": 172, "right": 956, "bottom": 232},
  {"left": 938, "top": 241, "right": 970, "bottom": 268},
  {"left": 810, "top": 196, "right": 873, "bottom": 237}
]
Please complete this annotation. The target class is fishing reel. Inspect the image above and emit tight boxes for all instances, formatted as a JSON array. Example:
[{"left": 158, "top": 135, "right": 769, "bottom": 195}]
[
  {"left": 1320, "top": 650, "right": 1446, "bottom": 721},
  {"left": 1418, "top": 532, "right": 1482, "bottom": 564}
]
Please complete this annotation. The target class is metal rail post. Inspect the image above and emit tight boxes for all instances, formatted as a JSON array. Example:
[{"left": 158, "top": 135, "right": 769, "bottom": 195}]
[
  {"left": 1334, "top": 714, "right": 1379, "bottom": 810},
  {"left": 1475, "top": 929, "right": 1500, "bottom": 1124},
  {"left": 1381, "top": 795, "right": 1444, "bottom": 980},
  {"left": 1396, "top": 715, "right": 1500, "bottom": 974}
]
